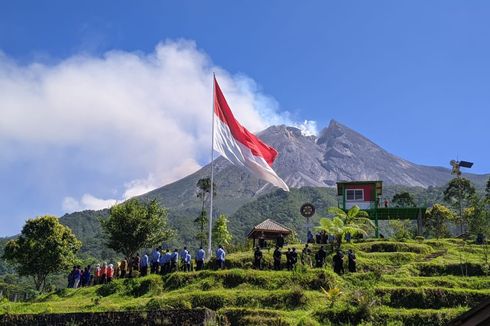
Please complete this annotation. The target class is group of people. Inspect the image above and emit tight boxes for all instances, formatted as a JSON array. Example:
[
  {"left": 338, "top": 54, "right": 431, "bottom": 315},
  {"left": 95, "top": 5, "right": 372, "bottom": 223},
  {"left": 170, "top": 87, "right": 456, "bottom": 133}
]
[
  {"left": 253, "top": 244, "right": 357, "bottom": 275},
  {"left": 67, "top": 263, "right": 115, "bottom": 288},
  {"left": 67, "top": 245, "right": 227, "bottom": 288}
]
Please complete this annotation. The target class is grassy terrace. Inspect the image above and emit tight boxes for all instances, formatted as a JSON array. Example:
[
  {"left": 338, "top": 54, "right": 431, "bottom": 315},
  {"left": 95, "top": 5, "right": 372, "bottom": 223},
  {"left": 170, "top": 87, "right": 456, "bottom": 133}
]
[{"left": 1, "top": 239, "right": 489, "bottom": 325}]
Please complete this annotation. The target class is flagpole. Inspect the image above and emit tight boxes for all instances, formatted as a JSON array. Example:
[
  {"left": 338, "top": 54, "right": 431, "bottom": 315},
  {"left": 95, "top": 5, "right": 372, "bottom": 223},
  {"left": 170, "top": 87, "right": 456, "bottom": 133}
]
[{"left": 208, "top": 73, "right": 216, "bottom": 259}]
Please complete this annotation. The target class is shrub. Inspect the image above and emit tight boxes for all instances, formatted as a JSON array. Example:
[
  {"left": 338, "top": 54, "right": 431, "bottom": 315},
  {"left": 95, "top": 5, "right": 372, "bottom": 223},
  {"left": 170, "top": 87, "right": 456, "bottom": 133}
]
[
  {"left": 146, "top": 297, "right": 192, "bottom": 310},
  {"left": 96, "top": 281, "right": 123, "bottom": 297}
]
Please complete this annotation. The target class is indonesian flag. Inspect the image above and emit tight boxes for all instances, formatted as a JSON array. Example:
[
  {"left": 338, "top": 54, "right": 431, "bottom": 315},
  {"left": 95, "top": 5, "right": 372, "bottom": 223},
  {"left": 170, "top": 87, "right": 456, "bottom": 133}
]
[{"left": 213, "top": 77, "right": 289, "bottom": 191}]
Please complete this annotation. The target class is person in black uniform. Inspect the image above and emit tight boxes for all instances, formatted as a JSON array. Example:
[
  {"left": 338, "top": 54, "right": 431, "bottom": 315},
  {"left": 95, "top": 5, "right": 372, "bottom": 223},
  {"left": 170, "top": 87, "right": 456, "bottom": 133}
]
[
  {"left": 315, "top": 246, "right": 327, "bottom": 268},
  {"left": 273, "top": 246, "right": 282, "bottom": 270},
  {"left": 253, "top": 246, "right": 263, "bottom": 270},
  {"left": 333, "top": 250, "right": 344, "bottom": 275},
  {"left": 347, "top": 249, "right": 356, "bottom": 273}
]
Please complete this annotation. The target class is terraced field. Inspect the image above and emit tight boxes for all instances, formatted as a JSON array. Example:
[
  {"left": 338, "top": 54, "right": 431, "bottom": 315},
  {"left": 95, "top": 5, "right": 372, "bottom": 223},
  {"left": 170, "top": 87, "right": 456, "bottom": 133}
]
[{"left": 1, "top": 239, "right": 489, "bottom": 325}]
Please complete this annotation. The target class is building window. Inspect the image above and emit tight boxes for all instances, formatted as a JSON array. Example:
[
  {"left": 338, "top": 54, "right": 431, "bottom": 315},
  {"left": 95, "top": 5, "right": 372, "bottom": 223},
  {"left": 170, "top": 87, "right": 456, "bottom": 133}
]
[{"left": 346, "top": 189, "right": 364, "bottom": 201}]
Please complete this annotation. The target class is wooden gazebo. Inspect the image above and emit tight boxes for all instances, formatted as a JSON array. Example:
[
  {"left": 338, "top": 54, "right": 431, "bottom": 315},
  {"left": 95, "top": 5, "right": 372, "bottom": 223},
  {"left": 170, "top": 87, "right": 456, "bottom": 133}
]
[{"left": 247, "top": 219, "right": 292, "bottom": 248}]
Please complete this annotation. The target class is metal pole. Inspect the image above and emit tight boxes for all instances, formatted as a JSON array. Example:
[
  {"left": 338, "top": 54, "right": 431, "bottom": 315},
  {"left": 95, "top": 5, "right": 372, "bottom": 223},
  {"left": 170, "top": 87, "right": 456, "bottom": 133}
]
[{"left": 208, "top": 74, "right": 216, "bottom": 259}]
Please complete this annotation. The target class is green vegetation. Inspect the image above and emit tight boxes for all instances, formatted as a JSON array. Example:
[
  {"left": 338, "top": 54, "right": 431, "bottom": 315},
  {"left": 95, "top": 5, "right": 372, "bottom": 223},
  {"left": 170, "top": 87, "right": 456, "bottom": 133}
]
[
  {"left": 101, "top": 199, "right": 174, "bottom": 260},
  {"left": 1, "top": 239, "right": 488, "bottom": 325},
  {"left": 212, "top": 214, "right": 232, "bottom": 246},
  {"left": 2, "top": 216, "right": 81, "bottom": 291}
]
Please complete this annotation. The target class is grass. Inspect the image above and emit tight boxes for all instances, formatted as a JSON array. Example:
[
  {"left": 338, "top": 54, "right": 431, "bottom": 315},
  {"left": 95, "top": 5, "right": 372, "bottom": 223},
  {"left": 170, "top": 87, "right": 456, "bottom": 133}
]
[{"left": 1, "top": 239, "right": 489, "bottom": 325}]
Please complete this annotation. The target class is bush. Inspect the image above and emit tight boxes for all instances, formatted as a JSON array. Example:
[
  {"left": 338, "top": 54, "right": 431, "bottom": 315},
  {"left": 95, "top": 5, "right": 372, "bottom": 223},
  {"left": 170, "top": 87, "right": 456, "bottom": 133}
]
[
  {"left": 146, "top": 297, "right": 192, "bottom": 310},
  {"left": 96, "top": 281, "right": 123, "bottom": 297},
  {"left": 357, "top": 242, "right": 432, "bottom": 254},
  {"left": 377, "top": 287, "right": 490, "bottom": 309},
  {"left": 123, "top": 275, "right": 163, "bottom": 297}
]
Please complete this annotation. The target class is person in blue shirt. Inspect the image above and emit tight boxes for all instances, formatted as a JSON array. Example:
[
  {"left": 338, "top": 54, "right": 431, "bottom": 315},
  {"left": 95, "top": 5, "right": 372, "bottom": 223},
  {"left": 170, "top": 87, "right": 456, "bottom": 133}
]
[
  {"left": 164, "top": 249, "right": 172, "bottom": 274},
  {"left": 180, "top": 247, "right": 189, "bottom": 271},
  {"left": 159, "top": 250, "right": 167, "bottom": 275},
  {"left": 170, "top": 249, "right": 179, "bottom": 272},
  {"left": 151, "top": 247, "right": 161, "bottom": 274},
  {"left": 140, "top": 253, "right": 149, "bottom": 276},
  {"left": 184, "top": 251, "right": 192, "bottom": 272},
  {"left": 215, "top": 245, "right": 226, "bottom": 270},
  {"left": 82, "top": 266, "right": 91, "bottom": 287},
  {"left": 195, "top": 246, "right": 206, "bottom": 271}
]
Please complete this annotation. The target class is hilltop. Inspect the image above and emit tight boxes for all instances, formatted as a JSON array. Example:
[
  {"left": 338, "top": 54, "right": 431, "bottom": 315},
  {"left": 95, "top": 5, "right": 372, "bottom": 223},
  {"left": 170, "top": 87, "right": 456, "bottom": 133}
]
[{"left": 1, "top": 239, "right": 489, "bottom": 325}]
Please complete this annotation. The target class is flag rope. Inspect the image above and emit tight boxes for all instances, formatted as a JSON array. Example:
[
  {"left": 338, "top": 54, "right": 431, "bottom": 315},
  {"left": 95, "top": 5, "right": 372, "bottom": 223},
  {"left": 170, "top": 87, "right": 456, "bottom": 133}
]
[{"left": 208, "top": 73, "right": 216, "bottom": 259}]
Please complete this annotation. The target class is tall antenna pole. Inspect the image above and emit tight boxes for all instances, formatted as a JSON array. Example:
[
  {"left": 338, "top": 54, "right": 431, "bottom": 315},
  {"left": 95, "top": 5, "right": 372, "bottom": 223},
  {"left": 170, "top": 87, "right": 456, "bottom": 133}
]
[{"left": 208, "top": 73, "right": 216, "bottom": 259}]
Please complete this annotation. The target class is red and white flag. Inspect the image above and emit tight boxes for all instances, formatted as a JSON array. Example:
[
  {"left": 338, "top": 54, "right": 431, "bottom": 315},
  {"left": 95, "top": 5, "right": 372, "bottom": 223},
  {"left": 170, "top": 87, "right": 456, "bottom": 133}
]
[{"left": 213, "top": 77, "right": 289, "bottom": 191}]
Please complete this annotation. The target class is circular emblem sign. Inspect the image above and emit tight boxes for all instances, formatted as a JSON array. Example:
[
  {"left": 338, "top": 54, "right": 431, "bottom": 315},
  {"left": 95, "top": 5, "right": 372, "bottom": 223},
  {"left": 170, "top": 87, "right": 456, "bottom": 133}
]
[{"left": 300, "top": 203, "right": 315, "bottom": 218}]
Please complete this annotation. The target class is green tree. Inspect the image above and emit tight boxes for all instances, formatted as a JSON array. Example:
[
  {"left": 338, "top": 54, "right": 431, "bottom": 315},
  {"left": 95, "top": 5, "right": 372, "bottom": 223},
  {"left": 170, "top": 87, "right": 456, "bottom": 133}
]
[
  {"left": 315, "top": 216, "right": 369, "bottom": 250},
  {"left": 316, "top": 205, "right": 375, "bottom": 249},
  {"left": 443, "top": 177, "right": 476, "bottom": 234},
  {"left": 195, "top": 177, "right": 216, "bottom": 247},
  {"left": 101, "top": 199, "right": 174, "bottom": 261},
  {"left": 212, "top": 214, "right": 232, "bottom": 247},
  {"left": 486, "top": 177, "right": 490, "bottom": 201},
  {"left": 424, "top": 204, "right": 455, "bottom": 239},
  {"left": 391, "top": 192, "right": 416, "bottom": 208},
  {"left": 465, "top": 196, "right": 490, "bottom": 239},
  {"left": 2, "top": 216, "right": 81, "bottom": 291}
]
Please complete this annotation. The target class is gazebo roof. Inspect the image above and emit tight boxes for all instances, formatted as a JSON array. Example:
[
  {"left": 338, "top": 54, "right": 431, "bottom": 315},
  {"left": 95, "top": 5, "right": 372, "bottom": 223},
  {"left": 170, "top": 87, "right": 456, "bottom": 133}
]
[{"left": 247, "top": 219, "right": 292, "bottom": 238}]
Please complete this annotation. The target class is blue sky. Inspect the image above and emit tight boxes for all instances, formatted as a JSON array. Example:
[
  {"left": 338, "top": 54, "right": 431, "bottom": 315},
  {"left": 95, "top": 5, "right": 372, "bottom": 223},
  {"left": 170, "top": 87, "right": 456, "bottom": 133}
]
[{"left": 1, "top": 1, "right": 489, "bottom": 236}]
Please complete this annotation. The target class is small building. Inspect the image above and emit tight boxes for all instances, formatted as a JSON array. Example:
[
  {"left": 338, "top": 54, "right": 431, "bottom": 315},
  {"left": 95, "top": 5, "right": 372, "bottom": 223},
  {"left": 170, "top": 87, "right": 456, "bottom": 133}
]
[
  {"left": 247, "top": 219, "right": 292, "bottom": 248},
  {"left": 336, "top": 180, "right": 427, "bottom": 237},
  {"left": 337, "top": 180, "right": 383, "bottom": 210}
]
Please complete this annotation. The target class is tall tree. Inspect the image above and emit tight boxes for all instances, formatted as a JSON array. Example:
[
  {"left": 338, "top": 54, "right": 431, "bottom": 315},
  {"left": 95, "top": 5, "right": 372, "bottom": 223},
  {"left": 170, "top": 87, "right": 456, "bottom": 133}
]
[
  {"left": 195, "top": 177, "right": 216, "bottom": 247},
  {"left": 2, "top": 216, "right": 81, "bottom": 291},
  {"left": 391, "top": 192, "right": 416, "bottom": 208},
  {"left": 212, "top": 214, "right": 232, "bottom": 247},
  {"left": 465, "top": 196, "right": 490, "bottom": 239},
  {"left": 424, "top": 204, "right": 455, "bottom": 239},
  {"left": 101, "top": 199, "right": 174, "bottom": 261},
  {"left": 443, "top": 177, "right": 476, "bottom": 234},
  {"left": 486, "top": 176, "right": 490, "bottom": 201}
]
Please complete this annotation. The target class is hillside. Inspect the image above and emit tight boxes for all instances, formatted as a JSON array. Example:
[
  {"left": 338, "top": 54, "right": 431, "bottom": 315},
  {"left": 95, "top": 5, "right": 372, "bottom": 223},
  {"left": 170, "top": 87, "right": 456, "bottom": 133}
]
[{"left": 1, "top": 239, "right": 489, "bottom": 325}]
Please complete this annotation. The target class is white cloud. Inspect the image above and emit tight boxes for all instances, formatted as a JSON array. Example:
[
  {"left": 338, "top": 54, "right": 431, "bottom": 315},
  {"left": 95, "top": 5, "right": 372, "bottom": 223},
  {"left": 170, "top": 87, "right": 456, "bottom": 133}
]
[
  {"left": 62, "top": 194, "right": 118, "bottom": 212},
  {"left": 0, "top": 40, "right": 317, "bottom": 214}
]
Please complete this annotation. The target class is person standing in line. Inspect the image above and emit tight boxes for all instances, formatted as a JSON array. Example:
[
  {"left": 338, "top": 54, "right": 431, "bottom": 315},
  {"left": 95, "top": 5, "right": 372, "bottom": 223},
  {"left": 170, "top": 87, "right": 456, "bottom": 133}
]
[
  {"left": 196, "top": 246, "right": 206, "bottom": 271},
  {"left": 164, "top": 249, "right": 172, "bottom": 274},
  {"left": 184, "top": 251, "right": 192, "bottom": 272},
  {"left": 120, "top": 258, "right": 127, "bottom": 278},
  {"left": 276, "top": 234, "right": 285, "bottom": 248},
  {"left": 100, "top": 263, "right": 108, "bottom": 284},
  {"left": 151, "top": 247, "right": 161, "bottom": 274},
  {"left": 82, "top": 266, "right": 91, "bottom": 287},
  {"left": 291, "top": 248, "right": 298, "bottom": 270},
  {"left": 285, "top": 248, "right": 292, "bottom": 271},
  {"left": 159, "top": 251, "right": 167, "bottom": 275},
  {"left": 140, "top": 253, "right": 149, "bottom": 276},
  {"left": 273, "top": 246, "right": 282, "bottom": 270},
  {"left": 170, "top": 249, "right": 179, "bottom": 272},
  {"left": 253, "top": 246, "right": 263, "bottom": 270},
  {"left": 333, "top": 250, "right": 344, "bottom": 275},
  {"left": 107, "top": 264, "right": 114, "bottom": 282},
  {"left": 315, "top": 246, "right": 327, "bottom": 268},
  {"left": 348, "top": 249, "right": 357, "bottom": 273},
  {"left": 73, "top": 265, "right": 82, "bottom": 288},
  {"left": 181, "top": 247, "right": 189, "bottom": 271},
  {"left": 131, "top": 254, "right": 140, "bottom": 277},
  {"left": 216, "top": 245, "right": 226, "bottom": 270},
  {"left": 301, "top": 244, "right": 312, "bottom": 267},
  {"left": 67, "top": 266, "right": 75, "bottom": 288}
]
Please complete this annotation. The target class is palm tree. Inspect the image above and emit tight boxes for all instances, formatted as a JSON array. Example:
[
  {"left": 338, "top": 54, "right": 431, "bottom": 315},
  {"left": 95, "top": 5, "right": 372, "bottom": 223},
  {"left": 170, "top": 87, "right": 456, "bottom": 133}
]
[{"left": 315, "top": 205, "right": 375, "bottom": 249}]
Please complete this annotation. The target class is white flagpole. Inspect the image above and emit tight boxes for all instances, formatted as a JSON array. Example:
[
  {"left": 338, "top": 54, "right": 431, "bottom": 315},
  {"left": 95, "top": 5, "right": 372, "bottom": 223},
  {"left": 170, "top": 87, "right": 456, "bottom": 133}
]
[{"left": 208, "top": 73, "right": 216, "bottom": 259}]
